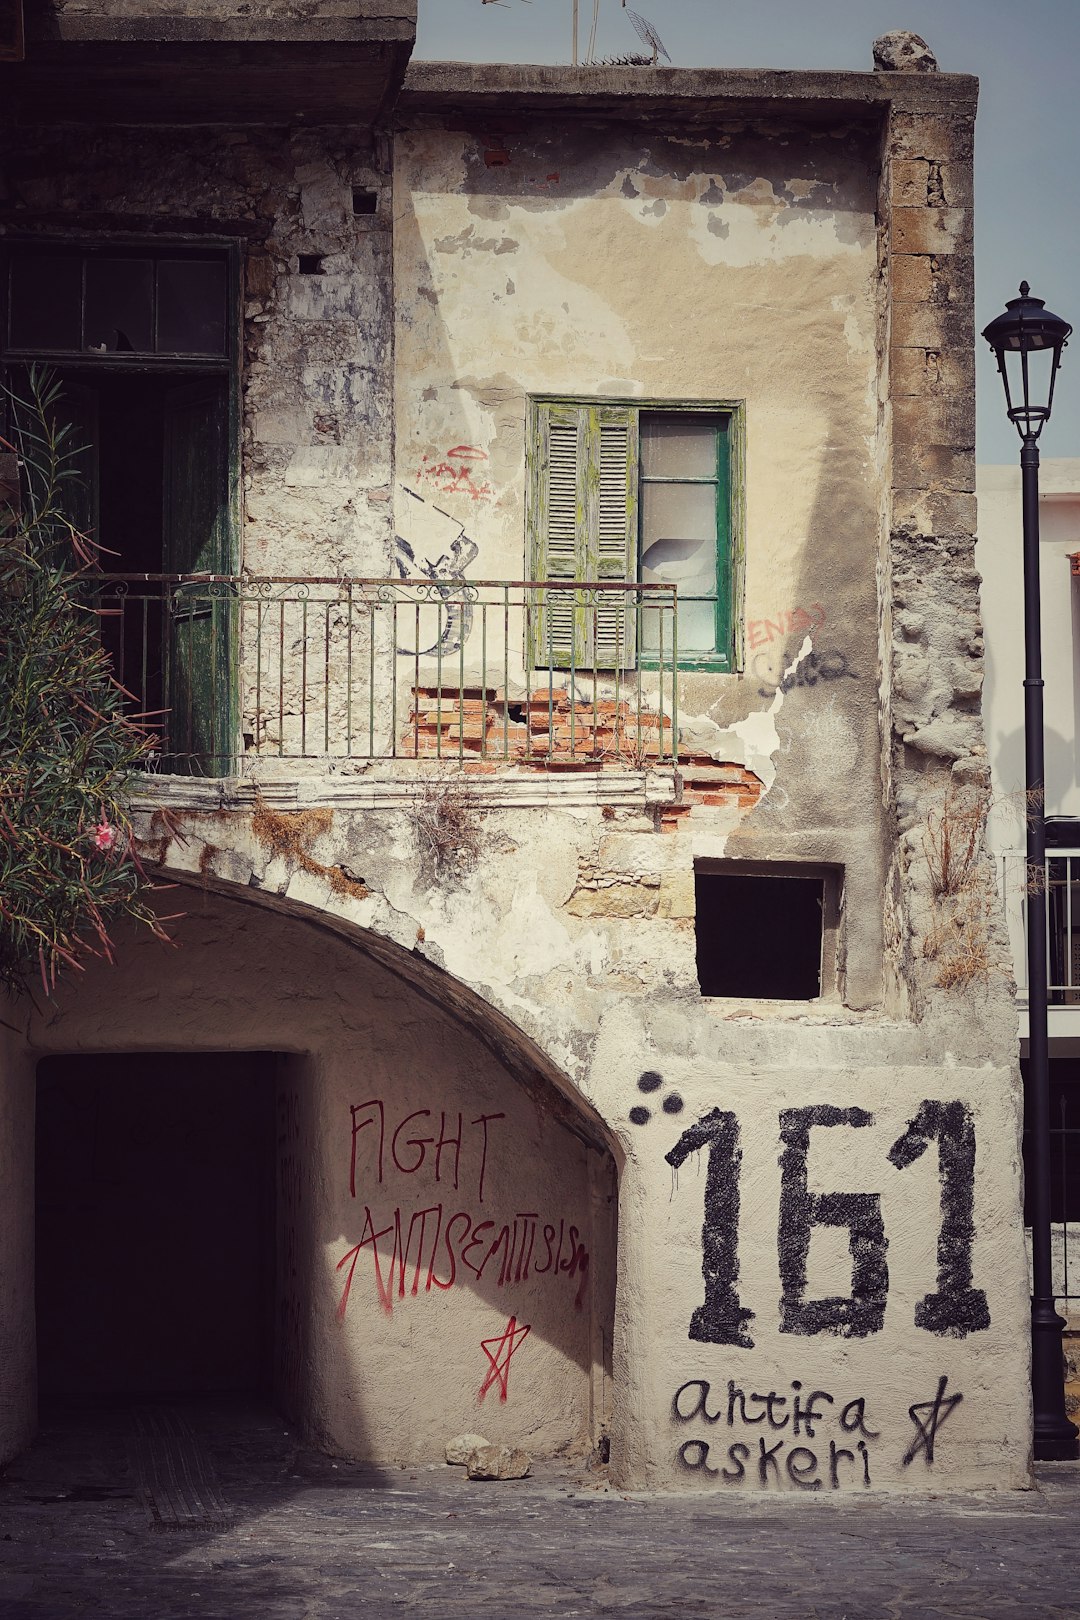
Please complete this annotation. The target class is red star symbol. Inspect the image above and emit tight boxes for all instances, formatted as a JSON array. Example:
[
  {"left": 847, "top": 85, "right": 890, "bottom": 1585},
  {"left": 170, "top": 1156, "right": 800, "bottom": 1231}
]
[{"left": 478, "top": 1315, "right": 531, "bottom": 1404}]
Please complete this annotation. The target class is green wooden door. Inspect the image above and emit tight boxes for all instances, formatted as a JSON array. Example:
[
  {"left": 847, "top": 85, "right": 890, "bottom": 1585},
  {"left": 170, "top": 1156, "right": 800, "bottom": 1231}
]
[{"left": 162, "top": 380, "right": 232, "bottom": 773}]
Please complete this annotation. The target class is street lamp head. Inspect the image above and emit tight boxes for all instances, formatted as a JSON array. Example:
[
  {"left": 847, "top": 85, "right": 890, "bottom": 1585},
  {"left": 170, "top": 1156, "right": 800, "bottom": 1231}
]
[{"left": 982, "top": 282, "right": 1072, "bottom": 441}]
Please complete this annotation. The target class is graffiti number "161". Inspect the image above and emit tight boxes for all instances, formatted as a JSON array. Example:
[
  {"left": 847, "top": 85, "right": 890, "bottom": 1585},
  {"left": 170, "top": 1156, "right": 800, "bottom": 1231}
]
[{"left": 664, "top": 1100, "right": 989, "bottom": 1348}]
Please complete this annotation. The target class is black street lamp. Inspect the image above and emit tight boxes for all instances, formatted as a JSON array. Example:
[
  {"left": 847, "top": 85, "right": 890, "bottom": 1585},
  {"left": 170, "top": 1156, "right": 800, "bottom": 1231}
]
[{"left": 982, "top": 282, "right": 1079, "bottom": 1462}]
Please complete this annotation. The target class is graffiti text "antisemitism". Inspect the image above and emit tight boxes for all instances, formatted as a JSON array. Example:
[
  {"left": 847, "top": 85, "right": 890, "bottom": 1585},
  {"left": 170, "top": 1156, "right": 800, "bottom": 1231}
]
[{"left": 337, "top": 1205, "right": 589, "bottom": 1319}]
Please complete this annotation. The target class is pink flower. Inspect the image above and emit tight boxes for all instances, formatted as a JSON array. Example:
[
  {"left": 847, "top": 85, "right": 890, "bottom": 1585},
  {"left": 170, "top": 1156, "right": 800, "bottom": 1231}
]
[{"left": 92, "top": 819, "right": 117, "bottom": 852}]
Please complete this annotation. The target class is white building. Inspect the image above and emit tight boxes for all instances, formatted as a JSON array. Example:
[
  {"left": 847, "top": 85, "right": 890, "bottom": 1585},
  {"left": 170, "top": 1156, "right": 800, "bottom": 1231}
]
[{"left": 979, "top": 457, "right": 1080, "bottom": 1324}]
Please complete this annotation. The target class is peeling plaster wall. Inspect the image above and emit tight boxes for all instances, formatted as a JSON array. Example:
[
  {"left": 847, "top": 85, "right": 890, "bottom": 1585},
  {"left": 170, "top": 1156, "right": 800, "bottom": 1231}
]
[
  {"left": 394, "top": 116, "right": 888, "bottom": 1004},
  {"left": 85, "top": 782, "right": 1030, "bottom": 1494},
  {"left": 22, "top": 894, "right": 616, "bottom": 1466},
  {"left": 0, "top": 123, "right": 395, "bottom": 577}
]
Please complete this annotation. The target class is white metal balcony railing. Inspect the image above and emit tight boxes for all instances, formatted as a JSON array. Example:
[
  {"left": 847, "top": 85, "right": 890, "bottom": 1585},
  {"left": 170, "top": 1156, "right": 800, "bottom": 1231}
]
[
  {"left": 999, "top": 848, "right": 1080, "bottom": 1003},
  {"left": 88, "top": 574, "right": 681, "bottom": 775}
]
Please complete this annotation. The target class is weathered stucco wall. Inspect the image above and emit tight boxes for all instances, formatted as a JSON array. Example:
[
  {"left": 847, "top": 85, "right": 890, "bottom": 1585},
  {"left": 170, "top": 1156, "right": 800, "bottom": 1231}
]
[
  {"left": 0, "top": 123, "right": 395, "bottom": 577},
  {"left": 393, "top": 114, "right": 888, "bottom": 1006},
  {"left": 67, "top": 782, "right": 1028, "bottom": 1495},
  {"left": 24, "top": 892, "right": 616, "bottom": 1465}
]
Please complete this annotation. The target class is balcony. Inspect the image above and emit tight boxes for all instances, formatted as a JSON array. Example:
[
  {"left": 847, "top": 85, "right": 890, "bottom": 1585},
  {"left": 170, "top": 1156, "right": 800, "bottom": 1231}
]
[
  {"left": 999, "top": 848, "right": 1080, "bottom": 1017},
  {"left": 92, "top": 574, "right": 681, "bottom": 778}
]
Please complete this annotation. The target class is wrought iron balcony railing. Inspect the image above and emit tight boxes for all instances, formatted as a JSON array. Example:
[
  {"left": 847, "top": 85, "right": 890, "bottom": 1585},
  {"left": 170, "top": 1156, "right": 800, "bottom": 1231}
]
[
  {"left": 90, "top": 574, "right": 681, "bottom": 775},
  {"left": 999, "top": 848, "right": 1080, "bottom": 1003}
]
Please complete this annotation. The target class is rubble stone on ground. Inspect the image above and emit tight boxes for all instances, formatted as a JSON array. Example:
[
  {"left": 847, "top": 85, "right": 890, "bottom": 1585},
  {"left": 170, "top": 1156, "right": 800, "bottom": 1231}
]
[
  {"left": 445, "top": 1432, "right": 491, "bottom": 1466},
  {"left": 466, "top": 1443, "right": 531, "bottom": 1480}
]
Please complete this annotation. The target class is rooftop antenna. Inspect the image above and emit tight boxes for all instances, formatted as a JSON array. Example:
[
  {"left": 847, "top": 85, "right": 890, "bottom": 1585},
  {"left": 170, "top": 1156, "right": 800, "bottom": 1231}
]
[
  {"left": 586, "top": 0, "right": 602, "bottom": 62},
  {"left": 483, "top": 0, "right": 623, "bottom": 69},
  {"left": 622, "top": 0, "right": 671, "bottom": 64}
]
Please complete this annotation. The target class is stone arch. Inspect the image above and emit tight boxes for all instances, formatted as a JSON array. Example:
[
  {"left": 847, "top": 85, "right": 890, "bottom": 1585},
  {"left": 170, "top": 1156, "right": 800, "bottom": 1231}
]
[
  {"left": 156, "top": 865, "right": 617, "bottom": 1159},
  {"left": 16, "top": 875, "right": 621, "bottom": 1468}
]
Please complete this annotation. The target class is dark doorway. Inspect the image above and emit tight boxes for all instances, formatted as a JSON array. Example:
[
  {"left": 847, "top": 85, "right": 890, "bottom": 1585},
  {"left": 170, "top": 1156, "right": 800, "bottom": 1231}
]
[{"left": 35, "top": 1053, "right": 276, "bottom": 1397}]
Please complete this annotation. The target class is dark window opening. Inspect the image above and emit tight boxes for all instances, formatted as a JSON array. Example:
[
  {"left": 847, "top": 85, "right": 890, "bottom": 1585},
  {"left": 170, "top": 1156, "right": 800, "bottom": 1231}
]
[
  {"left": 298, "top": 254, "right": 325, "bottom": 275},
  {"left": 36, "top": 1053, "right": 278, "bottom": 1397},
  {"left": 4, "top": 364, "right": 233, "bottom": 769},
  {"left": 5, "top": 246, "right": 229, "bottom": 359},
  {"left": 695, "top": 867, "right": 827, "bottom": 1000},
  {"left": 1022, "top": 1057, "right": 1080, "bottom": 1230},
  {"left": 352, "top": 187, "right": 379, "bottom": 216}
]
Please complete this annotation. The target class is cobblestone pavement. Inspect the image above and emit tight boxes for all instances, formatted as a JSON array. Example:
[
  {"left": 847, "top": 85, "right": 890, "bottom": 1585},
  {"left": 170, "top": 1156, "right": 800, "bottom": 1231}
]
[{"left": 1, "top": 1400, "right": 1078, "bottom": 1620}]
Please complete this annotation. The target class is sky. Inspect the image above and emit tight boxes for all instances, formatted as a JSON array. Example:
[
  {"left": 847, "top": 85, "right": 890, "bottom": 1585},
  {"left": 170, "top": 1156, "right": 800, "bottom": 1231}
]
[{"left": 415, "top": 0, "right": 1080, "bottom": 468}]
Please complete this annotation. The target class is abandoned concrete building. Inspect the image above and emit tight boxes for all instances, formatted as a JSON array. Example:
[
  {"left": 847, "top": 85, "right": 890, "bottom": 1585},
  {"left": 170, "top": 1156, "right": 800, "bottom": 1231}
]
[{"left": 0, "top": 3, "right": 1034, "bottom": 1494}]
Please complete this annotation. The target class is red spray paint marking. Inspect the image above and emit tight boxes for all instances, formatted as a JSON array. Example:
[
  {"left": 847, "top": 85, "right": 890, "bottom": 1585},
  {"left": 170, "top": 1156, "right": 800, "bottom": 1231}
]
[{"left": 478, "top": 1315, "right": 532, "bottom": 1404}]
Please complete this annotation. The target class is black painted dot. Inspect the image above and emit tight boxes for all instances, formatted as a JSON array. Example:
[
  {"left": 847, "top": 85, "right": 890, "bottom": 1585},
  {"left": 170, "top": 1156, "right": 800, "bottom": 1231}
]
[
  {"left": 638, "top": 1071, "right": 663, "bottom": 1093},
  {"left": 629, "top": 1106, "right": 651, "bottom": 1126},
  {"left": 662, "top": 1093, "right": 684, "bottom": 1115}
]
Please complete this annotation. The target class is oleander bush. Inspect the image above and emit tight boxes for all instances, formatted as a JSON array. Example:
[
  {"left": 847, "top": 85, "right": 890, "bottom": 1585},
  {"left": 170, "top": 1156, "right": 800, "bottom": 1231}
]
[{"left": 0, "top": 367, "right": 167, "bottom": 996}]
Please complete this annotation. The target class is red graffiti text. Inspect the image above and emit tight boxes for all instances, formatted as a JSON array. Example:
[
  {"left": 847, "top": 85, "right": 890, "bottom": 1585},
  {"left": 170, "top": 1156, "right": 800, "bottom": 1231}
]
[
  {"left": 336, "top": 1204, "right": 590, "bottom": 1319},
  {"left": 747, "top": 603, "right": 827, "bottom": 650}
]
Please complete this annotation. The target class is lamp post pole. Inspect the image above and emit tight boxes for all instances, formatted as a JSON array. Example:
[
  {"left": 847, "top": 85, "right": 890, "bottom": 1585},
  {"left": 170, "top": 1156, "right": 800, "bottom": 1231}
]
[{"left": 983, "top": 282, "right": 1078, "bottom": 1462}]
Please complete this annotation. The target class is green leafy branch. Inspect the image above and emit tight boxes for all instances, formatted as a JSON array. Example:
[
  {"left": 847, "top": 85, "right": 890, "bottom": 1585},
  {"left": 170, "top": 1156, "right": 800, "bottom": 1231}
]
[{"left": 0, "top": 366, "right": 172, "bottom": 996}]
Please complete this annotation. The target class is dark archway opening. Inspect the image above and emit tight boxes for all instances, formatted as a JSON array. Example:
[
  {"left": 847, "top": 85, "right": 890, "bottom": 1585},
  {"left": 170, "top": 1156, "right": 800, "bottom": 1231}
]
[{"left": 36, "top": 1052, "right": 277, "bottom": 1398}]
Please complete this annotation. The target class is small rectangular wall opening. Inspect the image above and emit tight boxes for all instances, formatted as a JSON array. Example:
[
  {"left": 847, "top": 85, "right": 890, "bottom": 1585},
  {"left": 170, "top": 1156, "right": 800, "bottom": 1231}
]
[{"left": 694, "top": 862, "right": 840, "bottom": 1001}]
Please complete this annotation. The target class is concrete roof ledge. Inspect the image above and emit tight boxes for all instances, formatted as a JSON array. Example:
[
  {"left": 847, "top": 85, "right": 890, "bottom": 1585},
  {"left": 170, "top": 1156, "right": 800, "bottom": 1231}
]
[
  {"left": 400, "top": 59, "right": 979, "bottom": 123},
  {"left": 29, "top": 3, "right": 417, "bottom": 45}
]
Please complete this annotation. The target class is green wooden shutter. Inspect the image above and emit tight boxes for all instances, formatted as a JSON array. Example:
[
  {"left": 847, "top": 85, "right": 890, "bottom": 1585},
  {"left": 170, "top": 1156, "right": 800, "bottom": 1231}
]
[
  {"left": 163, "top": 379, "right": 233, "bottom": 773},
  {"left": 530, "top": 401, "right": 584, "bottom": 669},
  {"left": 528, "top": 401, "right": 637, "bottom": 671},
  {"left": 590, "top": 406, "right": 637, "bottom": 670}
]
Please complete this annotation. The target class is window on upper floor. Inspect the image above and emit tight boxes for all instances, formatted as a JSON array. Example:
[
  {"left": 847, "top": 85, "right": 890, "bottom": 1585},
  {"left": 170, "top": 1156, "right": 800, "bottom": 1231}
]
[
  {"left": 2, "top": 239, "right": 238, "bottom": 772},
  {"left": 526, "top": 398, "right": 741, "bottom": 671},
  {"left": 4, "top": 244, "right": 230, "bottom": 361}
]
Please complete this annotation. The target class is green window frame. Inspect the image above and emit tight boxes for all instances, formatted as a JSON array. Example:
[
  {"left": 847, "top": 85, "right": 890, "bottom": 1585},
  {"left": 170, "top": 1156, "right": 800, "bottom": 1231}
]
[{"left": 526, "top": 396, "right": 744, "bottom": 672}]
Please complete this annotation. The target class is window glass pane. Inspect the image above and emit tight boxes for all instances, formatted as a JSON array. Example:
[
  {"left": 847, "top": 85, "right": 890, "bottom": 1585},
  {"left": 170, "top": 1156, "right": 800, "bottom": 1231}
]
[
  {"left": 675, "top": 599, "right": 719, "bottom": 652},
  {"left": 640, "top": 413, "right": 718, "bottom": 479},
  {"left": 157, "top": 259, "right": 227, "bottom": 355},
  {"left": 641, "top": 598, "right": 716, "bottom": 655},
  {"left": 640, "top": 482, "right": 717, "bottom": 594},
  {"left": 8, "top": 254, "right": 82, "bottom": 350},
  {"left": 84, "top": 258, "right": 153, "bottom": 354}
]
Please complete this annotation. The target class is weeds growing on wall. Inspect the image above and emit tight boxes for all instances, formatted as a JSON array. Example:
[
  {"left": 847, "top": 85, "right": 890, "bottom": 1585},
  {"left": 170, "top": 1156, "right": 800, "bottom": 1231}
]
[
  {"left": 920, "top": 780, "right": 994, "bottom": 991},
  {"left": 408, "top": 772, "right": 485, "bottom": 883},
  {"left": 0, "top": 368, "right": 168, "bottom": 996},
  {"left": 923, "top": 783, "right": 985, "bottom": 899}
]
